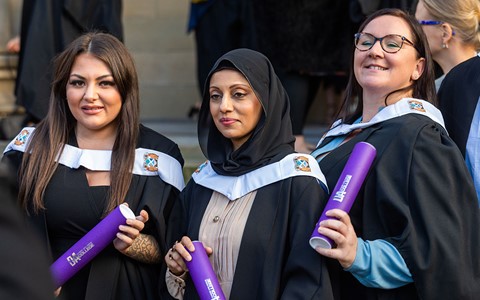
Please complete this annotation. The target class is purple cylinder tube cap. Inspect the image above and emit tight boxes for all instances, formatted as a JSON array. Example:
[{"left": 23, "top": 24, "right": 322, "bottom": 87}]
[
  {"left": 119, "top": 204, "right": 135, "bottom": 219},
  {"left": 309, "top": 236, "right": 333, "bottom": 249}
]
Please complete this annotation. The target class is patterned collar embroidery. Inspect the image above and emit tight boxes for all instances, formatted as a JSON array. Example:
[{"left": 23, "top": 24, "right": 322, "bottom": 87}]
[
  {"left": 143, "top": 152, "right": 159, "bottom": 172},
  {"left": 294, "top": 155, "right": 311, "bottom": 172},
  {"left": 408, "top": 99, "right": 426, "bottom": 112},
  {"left": 14, "top": 129, "right": 31, "bottom": 146}
]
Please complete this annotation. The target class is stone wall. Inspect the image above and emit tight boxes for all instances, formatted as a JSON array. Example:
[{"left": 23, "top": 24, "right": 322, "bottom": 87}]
[
  {"left": 0, "top": 0, "right": 21, "bottom": 114},
  {"left": 123, "top": 0, "right": 198, "bottom": 120}
]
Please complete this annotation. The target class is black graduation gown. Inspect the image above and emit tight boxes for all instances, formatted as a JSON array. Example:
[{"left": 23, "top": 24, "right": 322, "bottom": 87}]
[
  {"left": 318, "top": 114, "right": 480, "bottom": 300},
  {"left": 16, "top": 0, "right": 123, "bottom": 121},
  {"left": 437, "top": 55, "right": 480, "bottom": 157},
  {"left": 3, "top": 125, "right": 183, "bottom": 300},
  {"left": 252, "top": 0, "right": 354, "bottom": 75},
  {"left": 171, "top": 175, "right": 334, "bottom": 300}
]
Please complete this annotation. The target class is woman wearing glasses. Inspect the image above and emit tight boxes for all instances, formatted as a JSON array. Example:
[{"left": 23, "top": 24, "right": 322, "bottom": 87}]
[
  {"left": 415, "top": 0, "right": 479, "bottom": 90},
  {"left": 312, "top": 8, "right": 480, "bottom": 299},
  {"left": 416, "top": 0, "right": 480, "bottom": 204}
]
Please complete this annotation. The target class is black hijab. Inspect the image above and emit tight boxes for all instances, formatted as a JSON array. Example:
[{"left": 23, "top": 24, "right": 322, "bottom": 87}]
[{"left": 198, "top": 48, "right": 295, "bottom": 176}]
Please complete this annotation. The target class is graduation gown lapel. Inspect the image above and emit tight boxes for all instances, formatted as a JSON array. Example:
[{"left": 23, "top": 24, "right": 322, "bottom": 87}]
[
  {"left": 319, "top": 125, "right": 380, "bottom": 187},
  {"left": 229, "top": 182, "right": 282, "bottom": 298}
]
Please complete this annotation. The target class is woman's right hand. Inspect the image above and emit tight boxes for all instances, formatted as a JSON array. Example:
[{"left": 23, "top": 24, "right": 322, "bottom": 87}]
[
  {"left": 314, "top": 209, "right": 358, "bottom": 269},
  {"left": 54, "top": 287, "right": 62, "bottom": 297},
  {"left": 165, "top": 236, "right": 213, "bottom": 276}
]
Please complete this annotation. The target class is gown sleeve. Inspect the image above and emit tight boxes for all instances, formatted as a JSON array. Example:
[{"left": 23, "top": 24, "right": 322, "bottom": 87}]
[
  {"left": 134, "top": 132, "right": 185, "bottom": 257},
  {"left": 376, "top": 122, "right": 480, "bottom": 299},
  {"left": 346, "top": 238, "right": 413, "bottom": 288}
]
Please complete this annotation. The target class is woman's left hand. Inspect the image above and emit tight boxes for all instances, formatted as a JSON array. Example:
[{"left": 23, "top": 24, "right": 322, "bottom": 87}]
[
  {"left": 113, "top": 208, "right": 149, "bottom": 252},
  {"left": 314, "top": 209, "right": 358, "bottom": 268}
]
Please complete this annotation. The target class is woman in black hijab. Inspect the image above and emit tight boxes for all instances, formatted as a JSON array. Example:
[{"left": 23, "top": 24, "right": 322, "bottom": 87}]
[{"left": 163, "top": 48, "right": 334, "bottom": 299}]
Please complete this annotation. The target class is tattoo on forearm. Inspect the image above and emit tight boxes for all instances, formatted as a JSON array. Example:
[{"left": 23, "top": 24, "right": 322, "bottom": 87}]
[{"left": 123, "top": 233, "right": 161, "bottom": 264}]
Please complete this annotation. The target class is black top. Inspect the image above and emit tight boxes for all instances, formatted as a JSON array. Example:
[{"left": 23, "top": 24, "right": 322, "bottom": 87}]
[{"left": 46, "top": 183, "right": 108, "bottom": 300}]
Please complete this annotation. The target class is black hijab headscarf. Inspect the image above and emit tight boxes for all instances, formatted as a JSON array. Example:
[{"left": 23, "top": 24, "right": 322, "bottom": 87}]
[{"left": 198, "top": 48, "right": 295, "bottom": 176}]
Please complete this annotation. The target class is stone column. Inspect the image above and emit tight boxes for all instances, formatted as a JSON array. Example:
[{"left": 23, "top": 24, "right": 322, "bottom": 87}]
[{"left": 0, "top": 0, "right": 22, "bottom": 113}]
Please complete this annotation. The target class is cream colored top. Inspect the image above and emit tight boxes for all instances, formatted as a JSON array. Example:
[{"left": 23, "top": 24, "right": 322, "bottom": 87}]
[{"left": 166, "top": 190, "right": 256, "bottom": 299}]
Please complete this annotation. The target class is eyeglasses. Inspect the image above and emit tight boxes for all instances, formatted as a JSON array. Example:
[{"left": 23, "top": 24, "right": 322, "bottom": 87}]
[
  {"left": 418, "top": 20, "right": 443, "bottom": 25},
  {"left": 354, "top": 33, "right": 416, "bottom": 53},
  {"left": 418, "top": 20, "right": 455, "bottom": 35}
]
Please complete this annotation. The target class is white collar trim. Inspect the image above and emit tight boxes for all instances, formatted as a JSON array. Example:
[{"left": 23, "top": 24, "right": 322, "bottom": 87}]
[
  {"left": 323, "top": 98, "right": 445, "bottom": 141},
  {"left": 191, "top": 153, "right": 327, "bottom": 200},
  {"left": 4, "top": 127, "right": 185, "bottom": 191}
]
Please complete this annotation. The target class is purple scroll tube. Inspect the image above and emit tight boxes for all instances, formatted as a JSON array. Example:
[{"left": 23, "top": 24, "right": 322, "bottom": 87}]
[
  {"left": 50, "top": 204, "right": 135, "bottom": 288},
  {"left": 310, "top": 141, "right": 376, "bottom": 250},
  {"left": 185, "top": 241, "right": 226, "bottom": 300}
]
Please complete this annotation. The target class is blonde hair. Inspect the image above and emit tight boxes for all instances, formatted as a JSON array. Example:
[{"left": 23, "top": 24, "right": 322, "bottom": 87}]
[{"left": 422, "top": 0, "right": 480, "bottom": 51}]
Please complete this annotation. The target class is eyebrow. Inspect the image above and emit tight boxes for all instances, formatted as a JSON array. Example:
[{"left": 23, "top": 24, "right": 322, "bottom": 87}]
[
  {"left": 362, "top": 32, "right": 410, "bottom": 37},
  {"left": 69, "top": 74, "right": 113, "bottom": 80},
  {"left": 210, "top": 83, "right": 250, "bottom": 89}
]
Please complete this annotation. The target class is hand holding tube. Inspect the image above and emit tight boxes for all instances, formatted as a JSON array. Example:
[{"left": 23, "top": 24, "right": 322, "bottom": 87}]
[
  {"left": 310, "top": 142, "right": 376, "bottom": 250},
  {"left": 165, "top": 238, "right": 224, "bottom": 300},
  {"left": 184, "top": 241, "right": 226, "bottom": 300}
]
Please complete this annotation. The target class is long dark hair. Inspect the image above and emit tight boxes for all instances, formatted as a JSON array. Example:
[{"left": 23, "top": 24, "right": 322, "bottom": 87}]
[
  {"left": 19, "top": 32, "right": 140, "bottom": 215},
  {"left": 335, "top": 8, "right": 436, "bottom": 124}
]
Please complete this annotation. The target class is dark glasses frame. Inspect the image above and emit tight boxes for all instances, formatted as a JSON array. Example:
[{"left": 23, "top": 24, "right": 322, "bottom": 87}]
[{"left": 354, "top": 32, "right": 416, "bottom": 54}]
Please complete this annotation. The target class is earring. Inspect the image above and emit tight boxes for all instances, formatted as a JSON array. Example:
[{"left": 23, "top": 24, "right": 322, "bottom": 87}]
[{"left": 442, "top": 43, "right": 449, "bottom": 49}]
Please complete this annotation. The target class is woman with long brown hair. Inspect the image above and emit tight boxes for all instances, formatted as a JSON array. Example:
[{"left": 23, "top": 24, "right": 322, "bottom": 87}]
[{"left": 3, "top": 32, "right": 185, "bottom": 300}]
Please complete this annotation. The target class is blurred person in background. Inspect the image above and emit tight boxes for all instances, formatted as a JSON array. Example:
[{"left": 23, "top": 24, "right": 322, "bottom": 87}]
[
  {"left": 0, "top": 160, "right": 54, "bottom": 300},
  {"left": 185, "top": 0, "right": 257, "bottom": 119},
  {"left": 6, "top": 0, "right": 123, "bottom": 125},
  {"left": 253, "top": 0, "right": 354, "bottom": 153},
  {"left": 415, "top": 0, "right": 480, "bottom": 203}
]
